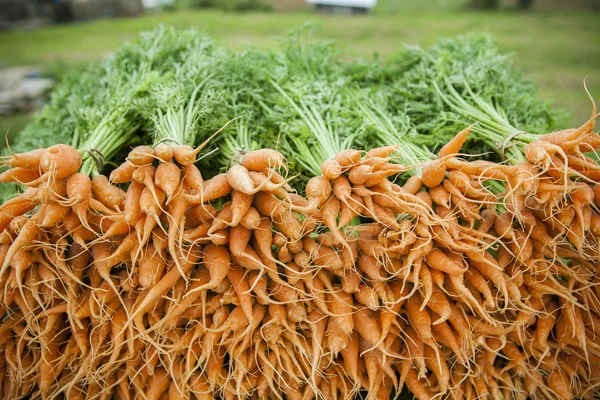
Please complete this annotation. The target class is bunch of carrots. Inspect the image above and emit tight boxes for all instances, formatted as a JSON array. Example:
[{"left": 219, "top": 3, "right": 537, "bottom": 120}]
[{"left": 0, "top": 105, "right": 599, "bottom": 400}]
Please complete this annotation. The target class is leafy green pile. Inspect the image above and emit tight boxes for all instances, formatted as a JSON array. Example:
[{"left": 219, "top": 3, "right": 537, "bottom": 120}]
[
  {"left": 349, "top": 34, "right": 570, "bottom": 160},
  {"left": 2, "top": 26, "right": 569, "bottom": 200}
]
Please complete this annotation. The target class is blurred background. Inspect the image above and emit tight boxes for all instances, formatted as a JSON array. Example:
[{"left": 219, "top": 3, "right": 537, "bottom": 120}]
[{"left": 0, "top": 0, "right": 598, "bottom": 146}]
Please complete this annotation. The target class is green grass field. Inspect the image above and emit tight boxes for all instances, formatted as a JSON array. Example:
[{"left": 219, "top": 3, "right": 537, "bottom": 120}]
[{"left": 0, "top": 0, "right": 599, "bottom": 140}]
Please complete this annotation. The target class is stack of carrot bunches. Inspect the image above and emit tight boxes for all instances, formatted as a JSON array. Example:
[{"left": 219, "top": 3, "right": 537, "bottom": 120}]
[{"left": 0, "top": 113, "right": 599, "bottom": 400}]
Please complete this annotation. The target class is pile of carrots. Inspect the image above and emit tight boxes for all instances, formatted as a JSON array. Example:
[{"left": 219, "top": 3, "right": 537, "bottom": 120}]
[{"left": 1, "top": 110, "right": 600, "bottom": 400}]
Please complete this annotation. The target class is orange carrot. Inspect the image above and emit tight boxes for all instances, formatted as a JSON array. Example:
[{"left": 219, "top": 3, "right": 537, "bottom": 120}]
[
  {"left": 127, "top": 145, "right": 154, "bottom": 165},
  {"left": 405, "top": 368, "right": 434, "bottom": 400},
  {"left": 124, "top": 181, "right": 144, "bottom": 226},
  {"left": 332, "top": 175, "right": 351, "bottom": 201},
  {"left": 155, "top": 161, "right": 181, "bottom": 200},
  {"left": 340, "top": 330, "right": 360, "bottom": 384},
  {"left": 138, "top": 243, "right": 166, "bottom": 289},
  {"left": 332, "top": 148, "right": 361, "bottom": 166},
  {"left": 37, "top": 144, "right": 81, "bottom": 180},
  {"left": 227, "top": 264, "right": 253, "bottom": 323},
  {"left": 110, "top": 161, "right": 136, "bottom": 184},
  {"left": 1, "top": 219, "right": 38, "bottom": 275},
  {"left": 39, "top": 202, "right": 69, "bottom": 228},
  {"left": 0, "top": 168, "right": 39, "bottom": 184},
  {"left": 241, "top": 149, "right": 284, "bottom": 172},
  {"left": 354, "top": 308, "right": 381, "bottom": 346},
  {"left": 2, "top": 148, "right": 45, "bottom": 170},
  {"left": 186, "top": 244, "right": 230, "bottom": 296},
  {"left": 547, "top": 369, "right": 572, "bottom": 400},
  {"left": 184, "top": 173, "right": 231, "bottom": 204},
  {"left": 154, "top": 143, "right": 173, "bottom": 162},
  {"left": 92, "top": 175, "right": 126, "bottom": 210},
  {"left": 425, "top": 249, "right": 466, "bottom": 276},
  {"left": 230, "top": 191, "right": 253, "bottom": 227},
  {"left": 348, "top": 164, "right": 372, "bottom": 185},
  {"left": 439, "top": 127, "right": 471, "bottom": 158},
  {"left": 426, "top": 287, "right": 452, "bottom": 325},
  {"left": 422, "top": 159, "right": 446, "bottom": 188},
  {"left": 405, "top": 295, "right": 433, "bottom": 342},
  {"left": 321, "top": 158, "right": 342, "bottom": 180},
  {"left": 227, "top": 165, "right": 255, "bottom": 194}
]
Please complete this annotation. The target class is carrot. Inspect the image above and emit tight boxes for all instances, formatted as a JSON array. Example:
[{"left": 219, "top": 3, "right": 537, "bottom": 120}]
[
  {"left": 227, "top": 165, "right": 255, "bottom": 194},
  {"left": 138, "top": 243, "right": 166, "bottom": 289},
  {"left": 38, "top": 202, "right": 69, "bottom": 228},
  {"left": 227, "top": 264, "right": 253, "bottom": 323},
  {"left": 465, "top": 267, "right": 495, "bottom": 310},
  {"left": 327, "top": 314, "right": 350, "bottom": 356},
  {"left": 295, "top": 176, "right": 332, "bottom": 214},
  {"left": 358, "top": 254, "right": 386, "bottom": 282},
  {"left": 1, "top": 219, "right": 38, "bottom": 275},
  {"left": 340, "top": 269, "right": 361, "bottom": 294},
  {"left": 426, "top": 287, "right": 451, "bottom": 326},
  {"left": 438, "top": 126, "right": 471, "bottom": 158},
  {"left": 146, "top": 368, "right": 170, "bottom": 400},
  {"left": 253, "top": 219, "right": 290, "bottom": 281},
  {"left": 185, "top": 204, "right": 216, "bottom": 228},
  {"left": 471, "top": 264, "right": 510, "bottom": 308},
  {"left": 415, "top": 191, "right": 432, "bottom": 208},
  {"left": 126, "top": 145, "right": 154, "bottom": 165},
  {"left": 367, "top": 284, "right": 404, "bottom": 353},
  {"left": 307, "top": 309, "right": 328, "bottom": 387},
  {"left": 329, "top": 289, "right": 354, "bottom": 334},
  {"left": 151, "top": 143, "right": 172, "bottom": 162},
  {"left": 66, "top": 172, "right": 95, "bottom": 227},
  {"left": 92, "top": 174, "right": 126, "bottom": 210},
  {"left": 171, "top": 144, "right": 200, "bottom": 166},
  {"left": 353, "top": 308, "right": 381, "bottom": 346},
  {"left": 109, "top": 161, "right": 136, "bottom": 184},
  {"left": 154, "top": 161, "right": 181, "bottom": 201},
  {"left": 320, "top": 196, "right": 350, "bottom": 251},
  {"left": 0, "top": 199, "right": 36, "bottom": 231},
  {"left": 424, "top": 344, "right": 449, "bottom": 393},
  {"left": 2, "top": 147, "right": 44, "bottom": 170},
  {"left": 405, "top": 368, "right": 434, "bottom": 400},
  {"left": 321, "top": 158, "right": 342, "bottom": 180},
  {"left": 0, "top": 168, "right": 39, "bottom": 184},
  {"left": 333, "top": 148, "right": 361, "bottom": 166},
  {"left": 429, "top": 186, "right": 450, "bottom": 209},
  {"left": 354, "top": 284, "right": 379, "bottom": 311},
  {"left": 184, "top": 173, "right": 232, "bottom": 204},
  {"left": 165, "top": 192, "right": 190, "bottom": 276},
  {"left": 304, "top": 275, "right": 328, "bottom": 315},
  {"left": 129, "top": 245, "right": 201, "bottom": 331},
  {"left": 405, "top": 295, "right": 433, "bottom": 343},
  {"left": 348, "top": 164, "right": 372, "bottom": 185},
  {"left": 37, "top": 144, "right": 82, "bottom": 180},
  {"left": 422, "top": 159, "right": 446, "bottom": 188},
  {"left": 241, "top": 149, "right": 284, "bottom": 172},
  {"left": 230, "top": 191, "right": 253, "bottom": 227},
  {"left": 122, "top": 180, "right": 144, "bottom": 226},
  {"left": 425, "top": 249, "right": 466, "bottom": 276},
  {"left": 335, "top": 330, "right": 360, "bottom": 387},
  {"left": 547, "top": 369, "right": 572, "bottom": 400},
  {"left": 360, "top": 339, "right": 382, "bottom": 395},
  {"left": 332, "top": 175, "right": 351, "bottom": 201},
  {"left": 186, "top": 244, "right": 230, "bottom": 297}
]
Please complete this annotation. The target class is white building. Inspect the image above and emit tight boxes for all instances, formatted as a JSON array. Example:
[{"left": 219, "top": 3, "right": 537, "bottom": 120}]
[{"left": 307, "top": 0, "right": 377, "bottom": 14}]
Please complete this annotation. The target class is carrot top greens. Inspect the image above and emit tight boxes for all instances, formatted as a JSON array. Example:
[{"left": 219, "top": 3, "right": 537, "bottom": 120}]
[{"left": 2, "top": 26, "right": 569, "bottom": 199}]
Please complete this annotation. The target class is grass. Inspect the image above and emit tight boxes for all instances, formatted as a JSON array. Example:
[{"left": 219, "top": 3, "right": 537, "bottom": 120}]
[
  {"left": 0, "top": 113, "right": 31, "bottom": 149},
  {"left": 0, "top": 1, "right": 598, "bottom": 136}
]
